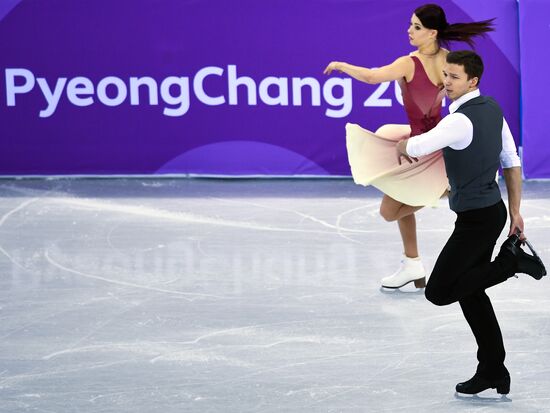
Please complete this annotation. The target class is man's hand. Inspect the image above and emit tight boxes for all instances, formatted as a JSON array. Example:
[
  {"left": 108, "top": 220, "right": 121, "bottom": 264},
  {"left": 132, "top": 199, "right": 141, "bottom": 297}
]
[
  {"left": 508, "top": 213, "right": 526, "bottom": 240},
  {"left": 396, "top": 139, "right": 418, "bottom": 165},
  {"left": 503, "top": 167, "right": 524, "bottom": 240}
]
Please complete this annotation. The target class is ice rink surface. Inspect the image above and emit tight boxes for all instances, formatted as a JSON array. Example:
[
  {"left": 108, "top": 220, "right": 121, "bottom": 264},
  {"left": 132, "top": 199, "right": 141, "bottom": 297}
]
[{"left": 0, "top": 178, "right": 549, "bottom": 413}]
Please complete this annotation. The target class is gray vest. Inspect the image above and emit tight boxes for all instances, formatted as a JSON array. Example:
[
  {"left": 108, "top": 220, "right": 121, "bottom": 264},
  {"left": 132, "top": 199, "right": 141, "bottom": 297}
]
[{"left": 443, "top": 95, "right": 503, "bottom": 212}]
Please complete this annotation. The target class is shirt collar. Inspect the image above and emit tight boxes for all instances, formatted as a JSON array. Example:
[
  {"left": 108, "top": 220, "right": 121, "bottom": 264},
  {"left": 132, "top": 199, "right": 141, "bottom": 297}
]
[{"left": 449, "top": 89, "right": 481, "bottom": 114}]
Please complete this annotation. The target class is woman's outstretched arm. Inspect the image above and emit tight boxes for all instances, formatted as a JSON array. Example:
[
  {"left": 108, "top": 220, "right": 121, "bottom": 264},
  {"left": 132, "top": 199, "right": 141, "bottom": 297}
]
[{"left": 323, "top": 56, "right": 413, "bottom": 84}]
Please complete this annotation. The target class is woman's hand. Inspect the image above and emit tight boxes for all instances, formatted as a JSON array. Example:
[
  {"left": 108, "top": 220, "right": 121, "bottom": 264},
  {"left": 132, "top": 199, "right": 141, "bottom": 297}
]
[{"left": 323, "top": 61, "right": 344, "bottom": 75}]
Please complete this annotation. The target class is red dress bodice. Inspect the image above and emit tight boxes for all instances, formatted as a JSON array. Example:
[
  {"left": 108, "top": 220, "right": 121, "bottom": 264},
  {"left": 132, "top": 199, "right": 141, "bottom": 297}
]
[{"left": 399, "top": 56, "right": 445, "bottom": 137}]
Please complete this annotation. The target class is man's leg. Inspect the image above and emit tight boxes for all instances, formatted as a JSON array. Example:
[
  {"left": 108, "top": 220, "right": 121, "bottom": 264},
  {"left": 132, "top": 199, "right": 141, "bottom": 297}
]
[
  {"left": 425, "top": 201, "right": 508, "bottom": 306},
  {"left": 460, "top": 290, "right": 508, "bottom": 380},
  {"left": 436, "top": 243, "right": 507, "bottom": 379},
  {"left": 425, "top": 201, "right": 509, "bottom": 394}
]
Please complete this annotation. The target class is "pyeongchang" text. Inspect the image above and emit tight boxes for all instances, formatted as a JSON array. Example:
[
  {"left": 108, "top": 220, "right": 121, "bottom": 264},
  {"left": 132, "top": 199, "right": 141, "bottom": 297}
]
[{"left": 4, "top": 66, "right": 354, "bottom": 118}]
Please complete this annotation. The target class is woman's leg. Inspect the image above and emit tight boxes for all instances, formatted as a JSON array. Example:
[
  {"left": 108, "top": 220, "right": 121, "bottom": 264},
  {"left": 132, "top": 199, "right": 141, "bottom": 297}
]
[
  {"left": 374, "top": 124, "right": 423, "bottom": 258},
  {"left": 379, "top": 195, "right": 426, "bottom": 288},
  {"left": 398, "top": 214, "right": 419, "bottom": 258},
  {"left": 380, "top": 195, "right": 423, "bottom": 257}
]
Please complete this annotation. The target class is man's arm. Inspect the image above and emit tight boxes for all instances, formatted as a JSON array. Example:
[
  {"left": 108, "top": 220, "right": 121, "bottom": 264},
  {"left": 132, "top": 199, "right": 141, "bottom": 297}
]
[
  {"left": 396, "top": 112, "right": 473, "bottom": 162},
  {"left": 499, "top": 119, "right": 521, "bottom": 168},
  {"left": 502, "top": 166, "right": 524, "bottom": 238}
]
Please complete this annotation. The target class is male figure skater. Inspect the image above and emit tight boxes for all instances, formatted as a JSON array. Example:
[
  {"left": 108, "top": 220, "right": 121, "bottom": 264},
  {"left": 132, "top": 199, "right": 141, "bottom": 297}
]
[{"left": 396, "top": 50, "right": 546, "bottom": 395}]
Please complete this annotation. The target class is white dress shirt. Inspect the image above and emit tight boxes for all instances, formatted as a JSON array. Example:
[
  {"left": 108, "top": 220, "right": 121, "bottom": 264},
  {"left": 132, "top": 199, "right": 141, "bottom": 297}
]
[{"left": 406, "top": 89, "right": 521, "bottom": 168}]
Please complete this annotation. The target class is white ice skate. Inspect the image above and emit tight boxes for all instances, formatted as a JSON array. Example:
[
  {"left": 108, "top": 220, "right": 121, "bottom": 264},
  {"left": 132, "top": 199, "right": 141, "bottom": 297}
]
[{"left": 381, "top": 254, "right": 426, "bottom": 289}]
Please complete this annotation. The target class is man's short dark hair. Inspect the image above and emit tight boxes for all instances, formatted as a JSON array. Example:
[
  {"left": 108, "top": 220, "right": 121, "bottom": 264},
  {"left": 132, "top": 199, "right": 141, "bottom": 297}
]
[{"left": 446, "top": 50, "right": 484, "bottom": 85}]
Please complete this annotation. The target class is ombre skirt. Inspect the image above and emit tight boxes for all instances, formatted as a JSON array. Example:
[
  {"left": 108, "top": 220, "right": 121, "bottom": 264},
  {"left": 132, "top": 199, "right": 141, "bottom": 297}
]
[{"left": 345, "top": 123, "right": 448, "bottom": 207}]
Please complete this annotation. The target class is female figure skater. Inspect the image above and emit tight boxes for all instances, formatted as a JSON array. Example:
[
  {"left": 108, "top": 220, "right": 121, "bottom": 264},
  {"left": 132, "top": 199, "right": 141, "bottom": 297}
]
[{"left": 324, "top": 4, "right": 494, "bottom": 289}]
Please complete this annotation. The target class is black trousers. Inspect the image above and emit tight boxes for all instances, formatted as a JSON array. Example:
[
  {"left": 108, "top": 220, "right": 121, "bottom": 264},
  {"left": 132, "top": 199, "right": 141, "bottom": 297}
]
[{"left": 425, "top": 200, "right": 514, "bottom": 379}]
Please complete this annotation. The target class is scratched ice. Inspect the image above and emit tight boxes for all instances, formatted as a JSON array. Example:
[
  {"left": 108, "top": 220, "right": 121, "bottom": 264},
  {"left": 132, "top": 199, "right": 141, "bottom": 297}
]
[{"left": 0, "top": 178, "right": 549, "bottom": 413}]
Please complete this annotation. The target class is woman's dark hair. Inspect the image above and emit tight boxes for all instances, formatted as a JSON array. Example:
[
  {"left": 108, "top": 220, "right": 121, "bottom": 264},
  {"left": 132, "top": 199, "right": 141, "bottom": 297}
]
[
  {"left": 447, "top": 50, "right": 484, "bottom": 84},
  {"left": 414, "top": 4, "right": 495, "bottom": 48}
]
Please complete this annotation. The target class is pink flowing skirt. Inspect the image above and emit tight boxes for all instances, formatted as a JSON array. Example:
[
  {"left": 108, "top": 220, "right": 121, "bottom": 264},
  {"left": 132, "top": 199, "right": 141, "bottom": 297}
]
[{"left": 346, "top": 123, "right": 448, "bottom": 207}]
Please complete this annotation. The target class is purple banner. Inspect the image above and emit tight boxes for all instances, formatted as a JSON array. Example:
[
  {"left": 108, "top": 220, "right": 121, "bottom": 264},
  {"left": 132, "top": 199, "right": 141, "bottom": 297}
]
[
  {"left": 520, "top": 0, "right": 550, "bottom": 179},
  {"left": 0, "top": 0, "right": 519, "bottom": 175}
]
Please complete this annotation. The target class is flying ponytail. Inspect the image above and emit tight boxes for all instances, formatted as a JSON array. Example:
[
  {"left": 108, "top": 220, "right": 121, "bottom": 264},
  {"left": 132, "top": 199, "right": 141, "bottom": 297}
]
[{"left": 414, "top": 4, "right": 495, "bottom": 48}]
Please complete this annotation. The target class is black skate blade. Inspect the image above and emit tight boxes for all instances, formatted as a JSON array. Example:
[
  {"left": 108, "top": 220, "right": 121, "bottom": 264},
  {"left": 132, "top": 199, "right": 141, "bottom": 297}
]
[
  {"left": 523, "top": 239, "right": 547, "bottom": 277},
  {"left": 523, "top": 238, "right": 540, "bottom": 258}
]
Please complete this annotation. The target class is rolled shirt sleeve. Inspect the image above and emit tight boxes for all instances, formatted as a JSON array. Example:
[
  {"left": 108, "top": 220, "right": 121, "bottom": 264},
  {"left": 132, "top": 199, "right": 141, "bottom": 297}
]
[{"left": 500, "top": 118, "right": 521, "bottom": 168}]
